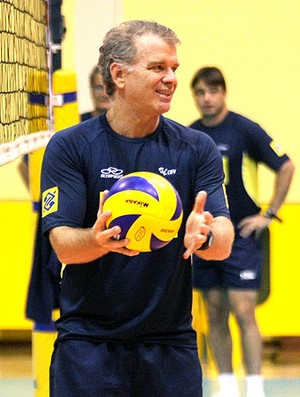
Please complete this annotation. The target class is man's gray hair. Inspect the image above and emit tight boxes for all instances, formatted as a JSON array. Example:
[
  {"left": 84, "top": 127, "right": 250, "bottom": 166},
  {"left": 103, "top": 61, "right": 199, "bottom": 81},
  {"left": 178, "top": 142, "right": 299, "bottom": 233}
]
[{"left": 98, "top": 20, "right": 180, "bottom": 96}]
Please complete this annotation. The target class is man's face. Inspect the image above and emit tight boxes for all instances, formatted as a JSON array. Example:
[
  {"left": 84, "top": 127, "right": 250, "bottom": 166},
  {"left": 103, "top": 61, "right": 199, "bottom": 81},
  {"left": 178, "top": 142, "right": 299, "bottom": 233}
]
[
  {"left": 92, "top": 73, "right": 110, "bottom": 112},
  {"left": 193, "top": 80, "right": 226, "bottom": 118},
  {"left": 123, "top": 34, "right": 179, "bottom": 116}
]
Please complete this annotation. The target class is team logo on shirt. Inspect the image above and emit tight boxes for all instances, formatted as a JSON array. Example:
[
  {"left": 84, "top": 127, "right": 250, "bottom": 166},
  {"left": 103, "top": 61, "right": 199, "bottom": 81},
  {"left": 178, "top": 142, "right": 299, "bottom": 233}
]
[
  {"left": 100, "top": 167, "right": 123, "bottom": 179},
  {"left": 158, "top": 167, "right": 176, "bottom": 176},
  {"left": 42, "top": 186, "right": 58, "bottom": 218},
  {"left": 270, "top": 141, "right": 285, "bottom": 157},
  {"left": 217, "top": 143, "right": 229, "bottom": 152}
]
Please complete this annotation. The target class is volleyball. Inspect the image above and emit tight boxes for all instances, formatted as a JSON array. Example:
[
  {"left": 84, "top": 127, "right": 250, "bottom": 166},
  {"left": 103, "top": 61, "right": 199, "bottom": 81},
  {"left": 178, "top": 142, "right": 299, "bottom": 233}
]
[{"left": 103, "top": 172, "right": 183, "bottom": 252}]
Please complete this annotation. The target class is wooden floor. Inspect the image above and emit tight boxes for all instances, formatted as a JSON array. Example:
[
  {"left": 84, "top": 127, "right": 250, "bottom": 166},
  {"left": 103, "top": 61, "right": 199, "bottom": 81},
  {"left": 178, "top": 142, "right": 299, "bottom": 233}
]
[{"left": 1, "top": 336, "right": 300, "bottom": 396}]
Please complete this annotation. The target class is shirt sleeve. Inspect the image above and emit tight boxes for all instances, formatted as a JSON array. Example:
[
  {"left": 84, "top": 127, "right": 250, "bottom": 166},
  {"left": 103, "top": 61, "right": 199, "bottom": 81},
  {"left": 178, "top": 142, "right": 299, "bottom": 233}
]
[
  {"left": 246, "top": 122, "right": 290, "bottom": 171},
  {"left": 41, "top": 131, "right": 88, "bottom": 234}
]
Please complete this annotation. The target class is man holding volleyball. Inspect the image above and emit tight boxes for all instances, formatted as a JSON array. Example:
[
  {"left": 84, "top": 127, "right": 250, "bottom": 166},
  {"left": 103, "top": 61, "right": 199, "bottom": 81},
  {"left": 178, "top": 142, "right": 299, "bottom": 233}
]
[{"left": 41, "top": 20, "right": 234, "bottom": 397}]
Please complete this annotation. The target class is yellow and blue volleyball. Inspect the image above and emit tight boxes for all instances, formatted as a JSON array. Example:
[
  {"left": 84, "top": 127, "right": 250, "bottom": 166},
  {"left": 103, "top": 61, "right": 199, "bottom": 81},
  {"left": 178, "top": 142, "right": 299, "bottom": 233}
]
[{"left": 103, "top": 171, "right": 183, "bottom": 252}]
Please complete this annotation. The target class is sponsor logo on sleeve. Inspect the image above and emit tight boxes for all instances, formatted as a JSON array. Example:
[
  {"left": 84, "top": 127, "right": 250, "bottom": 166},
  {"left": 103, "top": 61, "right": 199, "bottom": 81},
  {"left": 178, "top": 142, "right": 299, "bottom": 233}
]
[{"left": 42, "top": 186, "right": 59, "bottom": 218}]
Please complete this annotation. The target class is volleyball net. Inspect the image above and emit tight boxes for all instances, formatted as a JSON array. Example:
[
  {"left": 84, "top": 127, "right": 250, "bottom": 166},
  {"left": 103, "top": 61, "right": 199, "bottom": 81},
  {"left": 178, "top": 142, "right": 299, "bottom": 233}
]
[{"left": 0, "top": 0, "right": 52, "bottom": 166}]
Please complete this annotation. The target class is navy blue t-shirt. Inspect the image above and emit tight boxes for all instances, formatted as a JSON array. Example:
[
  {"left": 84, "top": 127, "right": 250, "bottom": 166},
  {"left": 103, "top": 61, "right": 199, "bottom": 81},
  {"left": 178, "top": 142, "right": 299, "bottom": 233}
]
[
  {"left": 80, "top": 111, "right": 93, "bottom": 122},
  {"left": 190, "top": 111, "right": 289, "bottom": 224},
  {"left": 41, "top": 114, "right": 229, "bottom": 346}
]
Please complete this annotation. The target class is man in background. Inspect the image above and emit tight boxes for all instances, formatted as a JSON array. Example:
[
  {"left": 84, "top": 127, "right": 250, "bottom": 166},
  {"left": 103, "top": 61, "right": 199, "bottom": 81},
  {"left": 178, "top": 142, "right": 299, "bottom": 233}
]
[
  {"left": 190, "top": 66, "right": 294, "bottom": 397},
  {"left": 81, "top": 65, "right": 110, "bottom": 121},
  {"left": 19, "top": 66, "right": 109, "bottom": 186}
]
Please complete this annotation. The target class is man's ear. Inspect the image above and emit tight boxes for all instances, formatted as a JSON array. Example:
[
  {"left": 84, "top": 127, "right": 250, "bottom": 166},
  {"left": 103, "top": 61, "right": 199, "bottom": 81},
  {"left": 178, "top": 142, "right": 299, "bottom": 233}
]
[{"left": 110, "top": 63, "right": 126, "bottom": 89}]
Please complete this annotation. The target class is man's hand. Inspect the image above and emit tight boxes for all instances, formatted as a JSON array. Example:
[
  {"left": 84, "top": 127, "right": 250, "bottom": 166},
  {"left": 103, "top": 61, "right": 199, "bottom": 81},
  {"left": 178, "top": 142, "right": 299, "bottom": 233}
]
[
  {"left": 49, "top": 191, "right": 140, "bottom": 265},
  {"left": 92, "top": 190, "right": 140, "bottom": 257},
  {"left": 237, "top": 214, "right": 271, "bottom": 238},
  {"left": 183, "top": 191, "right": 213, "bottom": 259}
]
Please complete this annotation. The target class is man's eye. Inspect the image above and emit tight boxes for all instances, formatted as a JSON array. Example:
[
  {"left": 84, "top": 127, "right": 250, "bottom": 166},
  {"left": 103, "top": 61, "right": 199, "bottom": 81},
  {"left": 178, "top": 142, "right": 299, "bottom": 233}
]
[
  {"left": 151, "top": 65, "right": 164, "bottom": 71},
  {"left": 195, "top": 89, "right": 204, "bottom": 96}
]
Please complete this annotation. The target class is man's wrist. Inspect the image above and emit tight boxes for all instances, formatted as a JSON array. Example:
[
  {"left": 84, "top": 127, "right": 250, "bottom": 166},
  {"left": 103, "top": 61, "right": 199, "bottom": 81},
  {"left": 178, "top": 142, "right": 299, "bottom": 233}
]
[
  {"left": 263, "top": 208, "right": 283, "bottom": 223},
  {"left": 197, "top": 230, "right": 214, "bottom": 251}
]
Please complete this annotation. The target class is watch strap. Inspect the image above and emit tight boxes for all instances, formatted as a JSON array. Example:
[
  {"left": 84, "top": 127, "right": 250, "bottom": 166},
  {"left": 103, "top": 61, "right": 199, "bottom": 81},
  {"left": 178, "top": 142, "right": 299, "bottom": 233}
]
[
  {"left": 198, "top": 230, "right": 214, "bottom": 251},
  {"left": 263, "top": 208, "right": 283, "bottom": 223}
]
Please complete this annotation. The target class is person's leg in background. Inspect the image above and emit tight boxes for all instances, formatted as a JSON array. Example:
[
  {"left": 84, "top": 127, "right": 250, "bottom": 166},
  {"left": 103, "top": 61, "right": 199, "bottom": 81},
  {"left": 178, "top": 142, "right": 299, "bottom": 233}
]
[{"left": 203, "top": 287, "right": 265, "bottom": 397}]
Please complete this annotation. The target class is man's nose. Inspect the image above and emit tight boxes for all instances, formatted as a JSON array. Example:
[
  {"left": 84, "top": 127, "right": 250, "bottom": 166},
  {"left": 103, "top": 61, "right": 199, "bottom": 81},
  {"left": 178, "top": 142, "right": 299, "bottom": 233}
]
[{"left": 162, "top": 68, "right": 177, "bottom": 83}]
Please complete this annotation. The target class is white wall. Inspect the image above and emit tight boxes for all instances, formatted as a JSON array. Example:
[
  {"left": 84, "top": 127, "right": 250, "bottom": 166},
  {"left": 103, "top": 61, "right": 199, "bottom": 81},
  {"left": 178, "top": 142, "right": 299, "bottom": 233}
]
[{"left": 62, "top": 0, "right": 122, "bottom": 115}]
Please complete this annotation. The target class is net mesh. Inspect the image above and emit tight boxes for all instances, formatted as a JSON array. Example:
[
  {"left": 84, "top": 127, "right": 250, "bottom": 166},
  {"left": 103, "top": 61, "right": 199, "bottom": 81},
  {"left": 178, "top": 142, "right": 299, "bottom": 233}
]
[{"left": 0, "top": 0, "right": 52, "bottom": 166}]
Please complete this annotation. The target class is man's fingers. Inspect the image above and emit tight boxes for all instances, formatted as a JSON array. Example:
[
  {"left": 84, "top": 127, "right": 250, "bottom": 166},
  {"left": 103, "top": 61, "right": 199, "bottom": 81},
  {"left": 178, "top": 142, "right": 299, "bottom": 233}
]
[
  {"left": 193, "top": 191, "right": 207, "bottom": 214},
  {"left": 98, "top": 190, "right": 109, "bottom": 216},
  {"left": 93, "top": 210, "right": 112, "bottom": 234},
  {"left": 183, "top": 247, "right": 193, "bottom": 260}
]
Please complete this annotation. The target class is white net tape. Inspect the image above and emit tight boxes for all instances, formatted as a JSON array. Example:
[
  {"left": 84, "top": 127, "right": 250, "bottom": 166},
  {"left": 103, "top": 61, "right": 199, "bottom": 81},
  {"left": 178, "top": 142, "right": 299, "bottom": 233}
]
[{"left": 0, "top": 130, "right": 54, "bottom": 166}]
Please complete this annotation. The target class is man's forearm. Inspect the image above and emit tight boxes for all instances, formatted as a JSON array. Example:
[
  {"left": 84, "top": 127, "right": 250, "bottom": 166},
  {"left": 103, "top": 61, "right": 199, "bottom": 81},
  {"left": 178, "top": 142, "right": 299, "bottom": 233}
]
[
  {"left": 194, "top": 216, "right": 234, "bottom": 261},
  {"left": 49, "top": 226, "right": 109, "bottom": 265}
]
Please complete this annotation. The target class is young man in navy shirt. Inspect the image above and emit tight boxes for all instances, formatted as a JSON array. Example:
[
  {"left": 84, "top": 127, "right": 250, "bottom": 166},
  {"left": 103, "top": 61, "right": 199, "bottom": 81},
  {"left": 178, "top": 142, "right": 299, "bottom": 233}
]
[{"left": 190, "top": 66, "right": 294, "bottom": 397}]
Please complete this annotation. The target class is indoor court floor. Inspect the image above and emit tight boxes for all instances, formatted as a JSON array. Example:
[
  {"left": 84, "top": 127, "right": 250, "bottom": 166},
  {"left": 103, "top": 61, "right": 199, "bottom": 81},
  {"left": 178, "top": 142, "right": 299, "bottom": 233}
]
[{"left": 1, "top": 337, "right": 300, "bottom": 397}]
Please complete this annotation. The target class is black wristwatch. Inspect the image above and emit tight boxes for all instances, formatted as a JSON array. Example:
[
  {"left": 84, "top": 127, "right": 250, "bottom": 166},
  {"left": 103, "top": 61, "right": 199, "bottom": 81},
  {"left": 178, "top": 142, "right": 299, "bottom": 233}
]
[
  {"left": 198, "top": 230, "right": 214, "bottom": 251},
  {"left": 263, "top": 208, "right": 283, "bottom": 223}
]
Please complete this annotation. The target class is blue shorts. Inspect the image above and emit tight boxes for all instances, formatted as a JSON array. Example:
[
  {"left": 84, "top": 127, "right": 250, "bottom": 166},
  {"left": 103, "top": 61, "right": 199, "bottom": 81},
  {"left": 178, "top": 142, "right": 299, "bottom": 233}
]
[
  {"left": 50, "top": 339, "right": 203, "bottom": 397},
  {"left": 193, "top": 232, "right": 264, "bottom": 290}
]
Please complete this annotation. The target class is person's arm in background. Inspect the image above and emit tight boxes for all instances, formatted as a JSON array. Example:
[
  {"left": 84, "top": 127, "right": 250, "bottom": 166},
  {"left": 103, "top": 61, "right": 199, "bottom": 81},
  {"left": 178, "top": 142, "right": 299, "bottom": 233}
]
[
  {"left": 238, "top": 159, "right": 295, "bottom": 238},
  {"left": 18, "top": 155, "right": 29, "bottom": 188},
  {"left": 264, "top": 159, "right": 295, "bottom": 214}
]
